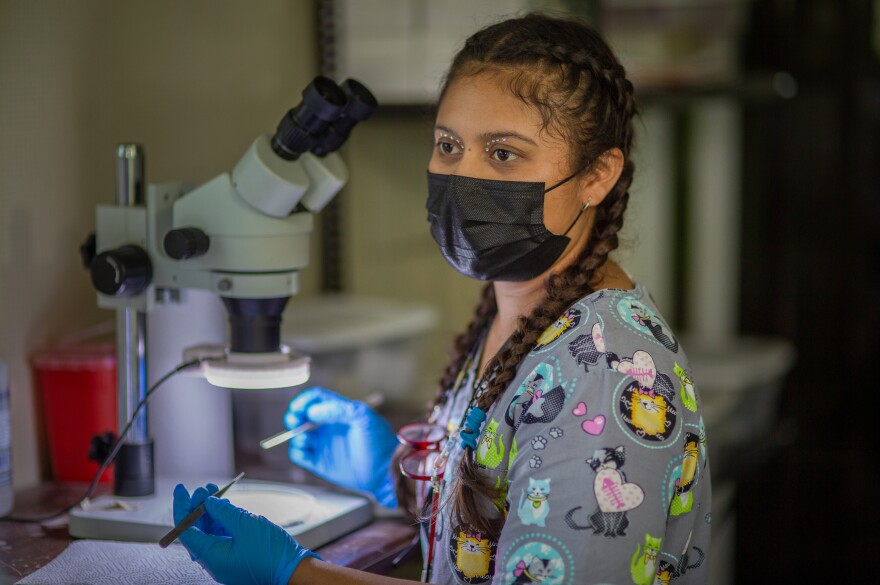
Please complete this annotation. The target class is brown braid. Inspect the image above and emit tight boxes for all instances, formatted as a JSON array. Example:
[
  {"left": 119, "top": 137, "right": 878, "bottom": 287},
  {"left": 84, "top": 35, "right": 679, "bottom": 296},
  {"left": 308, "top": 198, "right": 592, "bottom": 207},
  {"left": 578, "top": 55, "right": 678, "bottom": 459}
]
[{"left": 426, "top": 13, "right": 640, "bottom": 537}]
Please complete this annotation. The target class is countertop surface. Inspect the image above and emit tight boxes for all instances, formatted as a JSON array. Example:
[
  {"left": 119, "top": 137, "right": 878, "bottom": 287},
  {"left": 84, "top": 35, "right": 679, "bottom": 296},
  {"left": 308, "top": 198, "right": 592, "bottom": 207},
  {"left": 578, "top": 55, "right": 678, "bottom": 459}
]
[{"left": 0, "top": 478, "right": 418, "bottom": 582}]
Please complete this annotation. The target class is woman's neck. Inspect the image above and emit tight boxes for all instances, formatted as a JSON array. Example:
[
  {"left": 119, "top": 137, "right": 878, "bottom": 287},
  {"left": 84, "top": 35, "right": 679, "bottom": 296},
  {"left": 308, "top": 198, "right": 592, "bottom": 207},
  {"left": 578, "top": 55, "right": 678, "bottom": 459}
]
[
  {"left": 491, "top": 279, "right": 546, "bottom": 340},
  {"left": 477, "top": 279, "right": 545, "bottom": 378}
]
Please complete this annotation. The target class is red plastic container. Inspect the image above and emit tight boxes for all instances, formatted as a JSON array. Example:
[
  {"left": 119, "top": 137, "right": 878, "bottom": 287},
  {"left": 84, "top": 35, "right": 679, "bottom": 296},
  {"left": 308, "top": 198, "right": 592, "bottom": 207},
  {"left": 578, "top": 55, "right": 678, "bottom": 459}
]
[{"left": 32, "top": 343, "right": 117, "bottom": 483}]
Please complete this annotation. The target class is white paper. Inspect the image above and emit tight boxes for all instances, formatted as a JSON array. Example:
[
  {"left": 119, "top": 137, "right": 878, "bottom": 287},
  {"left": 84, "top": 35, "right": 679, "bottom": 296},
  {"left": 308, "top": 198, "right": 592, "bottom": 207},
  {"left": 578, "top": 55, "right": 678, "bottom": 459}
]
[{"left": 16, "top": 540, "right": 220, "bottom": 585}]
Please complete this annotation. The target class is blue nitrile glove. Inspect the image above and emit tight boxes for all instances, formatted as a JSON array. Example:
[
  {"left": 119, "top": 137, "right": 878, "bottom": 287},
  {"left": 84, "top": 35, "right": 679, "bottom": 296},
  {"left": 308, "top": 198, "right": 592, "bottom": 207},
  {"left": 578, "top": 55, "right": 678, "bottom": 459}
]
[
  {"left": 172, "top": 483, "right": 318, "bottom": 585},
  {"left": 285, "top": 387, "right": 398, "bottom": 508},
  {"left": 174, "top": 483, "right": 228, "bottom": 553}
]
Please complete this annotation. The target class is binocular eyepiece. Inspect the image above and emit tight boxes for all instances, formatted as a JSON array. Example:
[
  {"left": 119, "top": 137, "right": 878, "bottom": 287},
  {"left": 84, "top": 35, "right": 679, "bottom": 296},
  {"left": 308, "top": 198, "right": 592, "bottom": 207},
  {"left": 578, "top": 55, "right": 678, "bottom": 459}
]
[{"left": 271, "top": 76, "right": 377, "bottom": 161}]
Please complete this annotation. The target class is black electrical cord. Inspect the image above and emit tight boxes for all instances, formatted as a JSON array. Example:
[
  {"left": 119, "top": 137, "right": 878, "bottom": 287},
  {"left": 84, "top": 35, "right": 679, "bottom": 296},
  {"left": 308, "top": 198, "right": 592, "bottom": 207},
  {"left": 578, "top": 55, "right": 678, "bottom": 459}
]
[{"left": 4, "top": 356, "right": 221, "bottom": 523}]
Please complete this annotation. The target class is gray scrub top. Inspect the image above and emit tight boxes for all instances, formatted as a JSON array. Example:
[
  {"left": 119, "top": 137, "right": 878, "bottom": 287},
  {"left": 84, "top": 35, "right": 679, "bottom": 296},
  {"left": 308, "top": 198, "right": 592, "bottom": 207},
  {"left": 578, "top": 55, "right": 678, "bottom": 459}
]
[{"left": 425, "top": 283, "right": 711, "bottom": 585}]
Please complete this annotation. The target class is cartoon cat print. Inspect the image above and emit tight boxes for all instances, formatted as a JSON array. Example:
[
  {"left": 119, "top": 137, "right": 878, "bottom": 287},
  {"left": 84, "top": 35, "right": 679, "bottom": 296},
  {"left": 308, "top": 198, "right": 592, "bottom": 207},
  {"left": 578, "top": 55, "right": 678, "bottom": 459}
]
[
  {"left": 630, "top": 533, "right": 662, "bottom": 585},
  {"left": 505, "top": 376, "right": 567, "bottom": 429},
  {"left": 674, "top": 362, "right": 698, "bottom": 412},
  {"left": 450, "top": 529, "right": 495, "bottom": 583},
  {"left": 630, "top": 388, "right": 669, "bottom": 437},
  {"left": 653, "top": 531, "right": 706, "bottom": 584},
  {"left": 568, "top": 321, "right": 620, "bottom": 373},
  {"left": 669, "top": 432, "right": 699, "bottom": 516},
  {"left": 534, "top": 307, "right": 581, "bottom": 349},
  {"left": 564, "top": 446, "right": 632, "bottom": 537},
  {"left": 619, "top": 379, "right": 677, "bottom": 442},
  {"left": 511, "top": 556, "right": 561, "bottom": 584},
  {"left": 516, "top": 478, "right": 551, "bottom": 527},
  {"left": 628, "top": 302, "right": 678, "bottom": 353},
  {"left": 476, "top": 418, "right": 505, "bottom": 469}
]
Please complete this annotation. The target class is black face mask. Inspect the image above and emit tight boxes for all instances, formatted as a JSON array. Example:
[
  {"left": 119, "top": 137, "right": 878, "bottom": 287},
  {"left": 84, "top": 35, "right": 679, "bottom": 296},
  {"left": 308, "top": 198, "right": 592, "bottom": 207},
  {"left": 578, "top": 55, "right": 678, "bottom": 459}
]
[{"left": 426, "top": 170, "right": 585, "bottom": 282}]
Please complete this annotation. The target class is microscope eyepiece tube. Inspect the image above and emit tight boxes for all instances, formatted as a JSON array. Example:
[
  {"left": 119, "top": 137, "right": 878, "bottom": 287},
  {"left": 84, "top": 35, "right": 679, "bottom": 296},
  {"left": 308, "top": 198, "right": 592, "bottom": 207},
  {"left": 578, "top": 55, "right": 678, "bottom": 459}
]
[
  {"left": 297, "top": 76, "right": 348, "bottom": 133},
  {"left": 271, "top": 76, "right": 347, "bottom": 161},
  {"left": 311, "top": 79, "right": 377, "bottom": 157}
]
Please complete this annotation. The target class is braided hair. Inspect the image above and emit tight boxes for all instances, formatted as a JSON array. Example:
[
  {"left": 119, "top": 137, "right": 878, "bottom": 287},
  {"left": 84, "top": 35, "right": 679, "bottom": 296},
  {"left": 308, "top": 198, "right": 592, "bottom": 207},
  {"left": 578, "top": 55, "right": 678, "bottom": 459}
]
[{"left": 396, "top": 13, "right": 638, "bottom": 535}]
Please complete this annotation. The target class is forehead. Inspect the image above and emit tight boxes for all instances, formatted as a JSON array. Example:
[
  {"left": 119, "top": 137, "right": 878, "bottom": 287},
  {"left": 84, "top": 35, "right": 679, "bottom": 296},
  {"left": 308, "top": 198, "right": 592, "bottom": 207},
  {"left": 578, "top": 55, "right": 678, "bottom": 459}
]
[{"left": 435, "top": 72, "right": 554, "bottom": 143}]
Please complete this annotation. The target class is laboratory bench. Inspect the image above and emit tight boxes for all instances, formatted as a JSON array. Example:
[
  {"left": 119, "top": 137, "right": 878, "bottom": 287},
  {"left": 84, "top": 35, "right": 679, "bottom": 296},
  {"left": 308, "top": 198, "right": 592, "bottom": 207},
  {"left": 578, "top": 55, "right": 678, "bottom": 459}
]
[{"left": 0, "top": 478, "right": 419, "bottom": 582}]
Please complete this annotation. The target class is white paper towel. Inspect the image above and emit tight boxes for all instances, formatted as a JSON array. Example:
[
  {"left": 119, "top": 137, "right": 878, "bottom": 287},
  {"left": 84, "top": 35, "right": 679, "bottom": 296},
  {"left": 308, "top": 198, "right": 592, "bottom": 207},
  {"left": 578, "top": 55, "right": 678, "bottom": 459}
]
[{"left": 15, "top": 540, "right": 219, "bottom": 584}]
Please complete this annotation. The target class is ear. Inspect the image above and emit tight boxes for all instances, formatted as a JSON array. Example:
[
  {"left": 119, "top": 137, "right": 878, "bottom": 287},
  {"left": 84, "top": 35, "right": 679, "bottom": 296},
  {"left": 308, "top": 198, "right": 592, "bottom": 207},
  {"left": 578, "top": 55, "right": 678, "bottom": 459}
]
[{"left": 579, "top": 148, "right": 624, "bottom": 207}]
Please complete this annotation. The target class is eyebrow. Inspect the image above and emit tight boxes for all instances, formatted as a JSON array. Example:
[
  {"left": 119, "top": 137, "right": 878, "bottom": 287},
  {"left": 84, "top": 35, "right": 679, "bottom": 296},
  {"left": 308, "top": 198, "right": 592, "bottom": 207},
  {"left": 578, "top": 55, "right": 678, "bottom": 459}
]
[
  {"left": 434, "top": 125, "right": 463, "bottom": 142},
  {"left": 433, "top": 125, "right": 538, "bottom": 147},
  {"left": 480, "top": 130, "right": 537, "bottom": 147}
]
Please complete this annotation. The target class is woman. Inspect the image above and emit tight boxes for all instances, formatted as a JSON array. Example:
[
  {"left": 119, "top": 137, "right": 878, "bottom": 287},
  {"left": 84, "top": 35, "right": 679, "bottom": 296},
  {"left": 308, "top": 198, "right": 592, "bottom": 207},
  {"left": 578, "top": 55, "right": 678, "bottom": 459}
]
[{"left": 173, "top": 13, "right": 711, "bottom": 585}]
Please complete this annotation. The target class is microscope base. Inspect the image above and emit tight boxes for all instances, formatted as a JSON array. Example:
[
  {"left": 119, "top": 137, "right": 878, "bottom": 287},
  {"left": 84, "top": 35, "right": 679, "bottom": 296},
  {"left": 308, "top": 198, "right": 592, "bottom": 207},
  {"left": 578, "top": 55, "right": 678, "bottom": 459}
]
[{"left": 69, "top": 476, "right": 373, "bottom": 550}]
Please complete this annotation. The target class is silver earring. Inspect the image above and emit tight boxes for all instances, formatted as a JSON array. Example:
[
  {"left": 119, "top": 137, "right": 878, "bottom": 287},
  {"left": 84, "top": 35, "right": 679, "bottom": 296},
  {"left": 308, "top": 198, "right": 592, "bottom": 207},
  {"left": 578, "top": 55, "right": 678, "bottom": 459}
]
[{"left": 582, "top": 197, "right": 593, "bottom": 211}]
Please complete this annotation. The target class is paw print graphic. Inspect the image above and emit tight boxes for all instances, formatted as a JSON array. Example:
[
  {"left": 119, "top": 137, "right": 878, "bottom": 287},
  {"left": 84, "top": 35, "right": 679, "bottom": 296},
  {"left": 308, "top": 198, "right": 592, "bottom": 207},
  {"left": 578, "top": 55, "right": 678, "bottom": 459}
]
[
  {"left": 549, "top": 427, "right": 564, "bottom": 439},
  {"left": 529, "top": 455, "right": 543, "bottom": 469},
  {"left": 531, "top": 435, "right": 547, "bottom": 450}
]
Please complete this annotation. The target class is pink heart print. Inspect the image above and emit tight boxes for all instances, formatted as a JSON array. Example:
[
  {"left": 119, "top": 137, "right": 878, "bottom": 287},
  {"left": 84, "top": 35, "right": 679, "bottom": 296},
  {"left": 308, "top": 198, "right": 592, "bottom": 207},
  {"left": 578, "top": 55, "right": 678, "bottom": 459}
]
[
  {"left": 616, "top": 350, "right": 657, "bottom": 389},
  {"left": 572, "top": 402, "right": 605, "bottom": 435},
  {"left": 594, "top": 468, "right": 644, "bottom": 513},
  {"left": 591, "top": 322, "right": 606, "bottom": 353},
  {"left": 581, "top": 415, "right": 605, "bottom": 435}
]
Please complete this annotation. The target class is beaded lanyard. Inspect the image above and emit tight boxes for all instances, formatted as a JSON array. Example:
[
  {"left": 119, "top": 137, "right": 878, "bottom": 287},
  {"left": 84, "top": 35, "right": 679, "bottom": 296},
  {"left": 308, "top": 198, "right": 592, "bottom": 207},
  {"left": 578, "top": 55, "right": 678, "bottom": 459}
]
[{"left": 421, "top": 335, "right": 500, "bottom": 582}]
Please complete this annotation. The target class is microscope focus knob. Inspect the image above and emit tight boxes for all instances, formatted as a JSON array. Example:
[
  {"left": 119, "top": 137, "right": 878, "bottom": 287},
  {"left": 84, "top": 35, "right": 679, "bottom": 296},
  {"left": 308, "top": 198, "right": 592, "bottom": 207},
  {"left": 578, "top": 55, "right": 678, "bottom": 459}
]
[
  {"left": 90, "top": 244, "right": 153, "bottom": 296},
  {"left": 164, "top": 227, "right": 210, "bottom": 260}
]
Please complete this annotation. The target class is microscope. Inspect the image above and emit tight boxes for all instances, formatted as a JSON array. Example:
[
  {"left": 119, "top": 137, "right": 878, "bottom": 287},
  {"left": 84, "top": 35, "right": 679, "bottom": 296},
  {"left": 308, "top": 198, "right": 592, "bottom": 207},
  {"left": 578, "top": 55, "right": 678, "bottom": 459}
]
[{"left": 74, "top": 76, "right": 379, "bottom": 546}]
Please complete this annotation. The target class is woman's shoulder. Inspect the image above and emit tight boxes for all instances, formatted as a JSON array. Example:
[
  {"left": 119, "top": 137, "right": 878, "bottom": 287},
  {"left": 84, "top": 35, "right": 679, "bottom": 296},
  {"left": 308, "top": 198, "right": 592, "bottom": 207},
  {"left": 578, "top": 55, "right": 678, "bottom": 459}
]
[
  {"left": 516, "top": 282, "right": 690, "bottom": 404},
  {"left": 585, "top": 282, "right": 681, "bottom": 356},
  {"left": 528, "top": 282, "right": 680, "bottom": 357}
]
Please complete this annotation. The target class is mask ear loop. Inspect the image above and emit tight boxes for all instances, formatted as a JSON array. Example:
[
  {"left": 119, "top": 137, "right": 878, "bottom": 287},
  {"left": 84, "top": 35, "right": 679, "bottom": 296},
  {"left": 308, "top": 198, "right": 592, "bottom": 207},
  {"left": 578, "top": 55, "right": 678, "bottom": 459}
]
[
  {"left": 543, "top": 164, "right": 593, "bottom": 237},
  {"left": 560, "top": 197, "right": 592, "bottom": 237}
]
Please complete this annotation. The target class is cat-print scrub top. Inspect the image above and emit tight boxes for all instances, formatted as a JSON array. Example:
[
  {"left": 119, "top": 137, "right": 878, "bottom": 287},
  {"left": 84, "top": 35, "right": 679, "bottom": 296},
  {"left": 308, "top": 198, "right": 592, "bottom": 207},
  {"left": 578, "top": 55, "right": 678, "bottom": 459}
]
[{"left": 424, "top": 283, "right": 711, "bottom": 585}]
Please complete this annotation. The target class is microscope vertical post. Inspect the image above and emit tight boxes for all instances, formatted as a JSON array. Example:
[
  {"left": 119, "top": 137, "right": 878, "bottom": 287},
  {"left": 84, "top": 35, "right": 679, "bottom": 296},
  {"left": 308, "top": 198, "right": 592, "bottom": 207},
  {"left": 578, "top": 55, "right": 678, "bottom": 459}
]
[{"left": 113, "top": 144, "right": 154, "bottom": 496}]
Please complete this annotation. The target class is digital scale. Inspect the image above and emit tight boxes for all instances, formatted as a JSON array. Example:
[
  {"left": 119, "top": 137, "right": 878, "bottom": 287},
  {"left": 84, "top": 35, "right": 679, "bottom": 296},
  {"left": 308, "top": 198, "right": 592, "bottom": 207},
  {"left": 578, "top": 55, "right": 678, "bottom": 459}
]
[{"left": 69, "top": 477, "right": 373, "bottom": 550}]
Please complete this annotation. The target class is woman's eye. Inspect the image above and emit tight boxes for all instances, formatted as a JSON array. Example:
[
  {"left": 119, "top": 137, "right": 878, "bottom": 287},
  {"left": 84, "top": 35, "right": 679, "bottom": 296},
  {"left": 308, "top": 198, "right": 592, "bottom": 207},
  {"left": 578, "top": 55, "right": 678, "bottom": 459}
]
[
  {"left": 491, "top": 148, "right": 518, "bottom": 162},
  {"left": 437, "top": 140, "right": 462, "bottom": 155}
]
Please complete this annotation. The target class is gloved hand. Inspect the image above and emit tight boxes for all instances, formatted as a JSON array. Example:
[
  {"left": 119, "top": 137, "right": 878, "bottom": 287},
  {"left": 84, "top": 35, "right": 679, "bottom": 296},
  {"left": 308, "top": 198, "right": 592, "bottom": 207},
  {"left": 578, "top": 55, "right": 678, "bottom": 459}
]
[
  {"left": 175, "top": 483, "right": 228, "bottom": 547},
  {"left": 285, "top": 387, "right": 399, "bottom": 508},
  {"left": 172, "top": 483, "right": 318, "bottom": 585}
]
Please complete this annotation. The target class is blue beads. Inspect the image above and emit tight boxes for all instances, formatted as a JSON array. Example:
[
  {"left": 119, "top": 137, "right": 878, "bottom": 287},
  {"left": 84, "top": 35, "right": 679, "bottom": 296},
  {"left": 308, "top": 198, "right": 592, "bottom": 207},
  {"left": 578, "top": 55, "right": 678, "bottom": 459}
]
[{"left": 460, "top": 407, "right": 487, "bottom": 450}]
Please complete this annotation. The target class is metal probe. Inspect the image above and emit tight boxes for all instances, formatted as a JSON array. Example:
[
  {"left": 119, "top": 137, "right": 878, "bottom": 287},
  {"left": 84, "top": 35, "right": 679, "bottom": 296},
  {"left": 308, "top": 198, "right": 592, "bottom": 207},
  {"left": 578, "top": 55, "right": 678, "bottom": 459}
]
[
  {"left": 259, "top": 393, "right": 384, "bottom": 450},
  {"left": 158, "top": 472, "right": 245, "bottom": 548}
]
